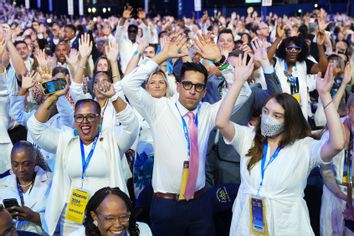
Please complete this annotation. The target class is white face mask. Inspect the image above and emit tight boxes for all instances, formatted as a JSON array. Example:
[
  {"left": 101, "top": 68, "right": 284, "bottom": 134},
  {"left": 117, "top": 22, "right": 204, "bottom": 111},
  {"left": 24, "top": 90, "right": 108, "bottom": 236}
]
[{"left": 261, "top": 115, "right": 284, "bottom": 138}]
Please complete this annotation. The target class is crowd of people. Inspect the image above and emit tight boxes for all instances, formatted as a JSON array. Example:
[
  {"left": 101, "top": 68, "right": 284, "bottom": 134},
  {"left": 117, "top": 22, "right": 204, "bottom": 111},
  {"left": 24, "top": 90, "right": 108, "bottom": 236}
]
[{"left": 0, "top": 1, "right": 353, "bottom": 235}]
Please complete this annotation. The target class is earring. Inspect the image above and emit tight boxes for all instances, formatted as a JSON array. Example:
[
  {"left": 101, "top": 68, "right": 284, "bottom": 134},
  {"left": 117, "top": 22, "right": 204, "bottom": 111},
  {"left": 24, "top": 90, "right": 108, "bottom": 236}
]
[
  {"left": 98, "top": 124, "right": 102, "bottom": 133},
  {"left": 34, "top": 166, "right": 39, "bottom": 172},
  {"left": 93, "top": 220, "right": 98, "bottom": 227},
  {"left": 73, "top": 128, "right": 79, "bottom": 136}
]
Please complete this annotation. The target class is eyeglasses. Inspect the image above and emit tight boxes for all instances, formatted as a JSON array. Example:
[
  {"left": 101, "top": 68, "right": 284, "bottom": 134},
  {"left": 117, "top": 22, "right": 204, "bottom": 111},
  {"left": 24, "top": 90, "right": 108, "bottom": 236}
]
[
  {"left": 96, "top": 212, "right": 131, "bottom": 224},
  {"left": 180, "top": 81, "right": 206, "bottom": 92},
  {"left": 74, "top": 113, "right": 99, "bottom": 123},
  {"left": 285, "top": 46, "right": 302, "bottom": 53}
]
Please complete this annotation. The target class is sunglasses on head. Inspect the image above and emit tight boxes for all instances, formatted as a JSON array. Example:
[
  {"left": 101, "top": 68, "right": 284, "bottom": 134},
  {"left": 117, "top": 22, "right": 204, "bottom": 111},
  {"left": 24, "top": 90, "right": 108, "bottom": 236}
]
[{"left": 285, "top": 46, "right": 302, "bottom": 52}]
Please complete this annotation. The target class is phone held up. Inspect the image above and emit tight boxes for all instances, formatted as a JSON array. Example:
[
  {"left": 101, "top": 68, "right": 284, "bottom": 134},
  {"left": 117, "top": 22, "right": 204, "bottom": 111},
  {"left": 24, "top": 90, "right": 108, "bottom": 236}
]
[{"left": 40, "top": 78, "right": 67, "bottom": 95}]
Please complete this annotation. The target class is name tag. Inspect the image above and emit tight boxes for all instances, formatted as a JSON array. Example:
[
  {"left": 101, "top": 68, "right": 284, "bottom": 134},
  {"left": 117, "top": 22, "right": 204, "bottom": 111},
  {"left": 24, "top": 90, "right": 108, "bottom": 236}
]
[
  {"left": 250, "top": 196, "right": 268, "bottom": 235},
  {"left": 65, "top": 188, "right": 90, "bottom": 224},
  {"left": 179, "top": 161, "right": 190, "bottom": 200}
]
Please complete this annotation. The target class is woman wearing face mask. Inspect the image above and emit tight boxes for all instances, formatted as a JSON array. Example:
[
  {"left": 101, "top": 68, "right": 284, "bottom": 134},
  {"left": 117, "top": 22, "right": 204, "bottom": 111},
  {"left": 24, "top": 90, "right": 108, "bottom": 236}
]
[
  {"left": 69, "top": 187, "right": 152, "bottom": 236},
  {"left": 215, "top": 60, "right": 345, "bottom": 235}
]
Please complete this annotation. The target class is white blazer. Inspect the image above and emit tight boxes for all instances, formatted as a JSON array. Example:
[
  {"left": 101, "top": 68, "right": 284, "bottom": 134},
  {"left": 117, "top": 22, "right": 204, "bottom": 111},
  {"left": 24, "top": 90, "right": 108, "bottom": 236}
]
[{"left": 0, "top": 167, "right": 52, "bottom": 235}]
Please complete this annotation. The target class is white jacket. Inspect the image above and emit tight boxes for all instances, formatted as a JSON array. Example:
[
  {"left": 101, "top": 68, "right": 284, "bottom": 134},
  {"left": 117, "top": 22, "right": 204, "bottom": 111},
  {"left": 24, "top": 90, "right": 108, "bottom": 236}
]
[
  {"left": 27, "top": 104, "right": 139, "bottom": 235},
  {"left": 0, "top": 167, "right": 52, "bottom": 235}
]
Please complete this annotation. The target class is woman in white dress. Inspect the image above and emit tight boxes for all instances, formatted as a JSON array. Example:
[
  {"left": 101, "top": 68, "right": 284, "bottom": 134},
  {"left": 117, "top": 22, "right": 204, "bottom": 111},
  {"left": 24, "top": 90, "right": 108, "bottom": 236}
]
[{"left": 215, "top": 53, "right": 345, "bottom": 236}]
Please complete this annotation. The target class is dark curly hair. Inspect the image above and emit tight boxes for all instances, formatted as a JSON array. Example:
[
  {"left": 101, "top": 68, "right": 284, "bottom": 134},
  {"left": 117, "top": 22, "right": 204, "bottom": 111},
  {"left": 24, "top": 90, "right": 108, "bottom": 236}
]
[
  {"left": 276, "top": 36, "right": 309, "bottom": 62},
  {"left": 83, "top": 187, "right": 140, "bottom": 236}
]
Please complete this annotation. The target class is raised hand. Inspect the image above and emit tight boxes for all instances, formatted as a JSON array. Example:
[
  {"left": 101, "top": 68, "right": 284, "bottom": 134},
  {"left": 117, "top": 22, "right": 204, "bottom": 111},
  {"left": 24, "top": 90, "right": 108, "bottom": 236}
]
[
  {"left": 35, "top": 49, "right": 48, "bottom": 68},
  {"left": 105, "top": 38, "right": 119, "bottom": 62},
  {"left": 2, "top": 24, "right": 13, "bottom": 42},
  {"left": 79, "top": 33, "right": 93, "bottom": 58},
  {"left": 160, "top": 33, "right": 188, "bottom": 58},
  {"left": 122, "top": 5, "right": 133, "bottom": 19},
  {"left": 232, "top": 53, "right": 254, "bottom": 83},
  {"left": 137, "top": 39, "right": 148, "bottom": 53},
  {"left": 342, "top": 63, "right": 352, "bottom": 85},
  {"left": 194, "top": 32, "right": 222, "bottom": 61},
  {"left": 96, "top": 80, "right": 115, "bottom": 98},
  {"left": 276, "top": 23, "right": 285, "bottom": 39},
  {"left": 137, "top": 8, "right": 146, "bottom": 19},
  {"left": 316, "top": 30, "right": 327, "bottom": 46},
  {"left": 251, "top": 39, "right": 269, "bottom": 67},
  {"left": 21, "top": 71, "right": 39, "bottom": 91},
  {"left": 241, "top": 43, "right": 253, "bottom": 55},
  {"left": 0, "top": 38, "right": 5, "bottom": 56},
  {"left": 65, "top": 48, "right": 79, "bottom": 66},
  {"left": 316, "top": 63, "right": 334, "bottom": 95}
]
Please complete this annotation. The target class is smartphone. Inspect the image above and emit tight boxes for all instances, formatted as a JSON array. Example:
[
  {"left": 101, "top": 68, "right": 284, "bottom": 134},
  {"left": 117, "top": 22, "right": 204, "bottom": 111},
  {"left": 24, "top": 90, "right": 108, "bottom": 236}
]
[
  {"left": 3, "top": 198, "right": 19, "bottom": 209},
  {"left": 41, "top": 78, "right": 67, "bottom": 95}
]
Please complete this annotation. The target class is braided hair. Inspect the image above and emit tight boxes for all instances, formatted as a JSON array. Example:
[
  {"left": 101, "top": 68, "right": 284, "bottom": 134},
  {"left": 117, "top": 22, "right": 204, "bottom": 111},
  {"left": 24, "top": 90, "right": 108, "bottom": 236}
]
[{"left": 83, "top": 187, "right": 140, "bottom": 236}]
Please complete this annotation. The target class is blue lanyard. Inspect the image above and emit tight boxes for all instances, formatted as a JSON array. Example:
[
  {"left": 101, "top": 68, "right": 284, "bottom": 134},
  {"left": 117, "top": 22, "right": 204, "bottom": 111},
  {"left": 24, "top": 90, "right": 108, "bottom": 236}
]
[
  {"left": 174, "top": 103, "right": 201, "bottom": 158},
  {"left": 80, "top": 133, "right": 99, "bottom": 180},
  {"left": 258, "top": 143, "right": 282, "bottom": 195},
  {"left": 16, "top": 175, "right": 35, "bottom": 206}
]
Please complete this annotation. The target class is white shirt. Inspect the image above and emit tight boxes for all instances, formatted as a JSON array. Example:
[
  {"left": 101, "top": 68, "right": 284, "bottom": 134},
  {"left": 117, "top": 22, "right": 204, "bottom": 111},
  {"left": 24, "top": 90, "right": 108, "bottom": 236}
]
[
  {"left": 122, "top": 59, "right": 251, "bottom": 194},
  {"left": 115, "top": 23, "right": 150, "bottom": 72}
]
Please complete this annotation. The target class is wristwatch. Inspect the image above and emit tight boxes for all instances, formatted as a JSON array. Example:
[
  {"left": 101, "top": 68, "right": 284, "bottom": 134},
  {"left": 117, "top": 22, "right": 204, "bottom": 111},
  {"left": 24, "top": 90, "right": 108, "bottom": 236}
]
[{"left": 214, "top": 55, "right": 226, "bottom": 67}]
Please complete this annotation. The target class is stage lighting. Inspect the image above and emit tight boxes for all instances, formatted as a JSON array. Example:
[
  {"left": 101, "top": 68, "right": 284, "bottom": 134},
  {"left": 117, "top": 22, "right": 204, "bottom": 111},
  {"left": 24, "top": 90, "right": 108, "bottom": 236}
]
[
  {"left": 314, "top": 3, "right": 319, "bottom": 8},
  {"left": 88, "top": 8, "right": 92, "bottom": 13},
  {"left": 103, "top": 8, "right": 106, "bottom": 13},
  {"left": 92, "top": 7, "right": 97, "bottom": 13}
]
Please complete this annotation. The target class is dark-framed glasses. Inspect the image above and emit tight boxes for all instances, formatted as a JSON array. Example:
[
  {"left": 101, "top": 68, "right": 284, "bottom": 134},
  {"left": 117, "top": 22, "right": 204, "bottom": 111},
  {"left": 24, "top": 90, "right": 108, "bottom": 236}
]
[
  {"left": 74, "top": 113, "right": 99, "bottom": 123},
  {"left": 180, "top": 81, "right": 206, "bottom": 92}
]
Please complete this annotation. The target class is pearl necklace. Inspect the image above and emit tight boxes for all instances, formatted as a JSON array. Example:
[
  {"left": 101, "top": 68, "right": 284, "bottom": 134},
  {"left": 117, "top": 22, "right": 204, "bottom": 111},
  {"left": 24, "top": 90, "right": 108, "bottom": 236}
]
[{"left": 19, "top": 181, "right": 33, "bottom": 188}]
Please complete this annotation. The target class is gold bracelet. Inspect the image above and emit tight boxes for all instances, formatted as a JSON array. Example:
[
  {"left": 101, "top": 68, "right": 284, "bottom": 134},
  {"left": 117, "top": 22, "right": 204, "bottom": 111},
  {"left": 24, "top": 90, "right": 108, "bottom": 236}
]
[{"left": 324, "top": 100, "right": 333, "bottom": 109}]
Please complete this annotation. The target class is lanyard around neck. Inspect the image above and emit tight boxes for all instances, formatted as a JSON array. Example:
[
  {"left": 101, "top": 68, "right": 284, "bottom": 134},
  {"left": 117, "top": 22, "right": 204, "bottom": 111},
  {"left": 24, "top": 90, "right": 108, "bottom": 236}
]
[
  {"left": 174, "top": 103, "right": 201, "bottom": 158},
  {"left": 80, "top": 133, "right": 99, "bottom": 180},
  {"left": 16, "top": 174, "right": 36, "bottom": 206},
  {"left": 258, "top": 142, "right": 282, "bottom": 195}
]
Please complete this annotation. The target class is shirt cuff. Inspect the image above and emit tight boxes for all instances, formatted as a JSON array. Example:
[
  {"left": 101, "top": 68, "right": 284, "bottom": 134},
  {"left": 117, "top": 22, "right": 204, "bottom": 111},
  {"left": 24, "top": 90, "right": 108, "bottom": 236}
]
[{"left": 263, "top": 66, "right": 275, "bottom": 74}]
